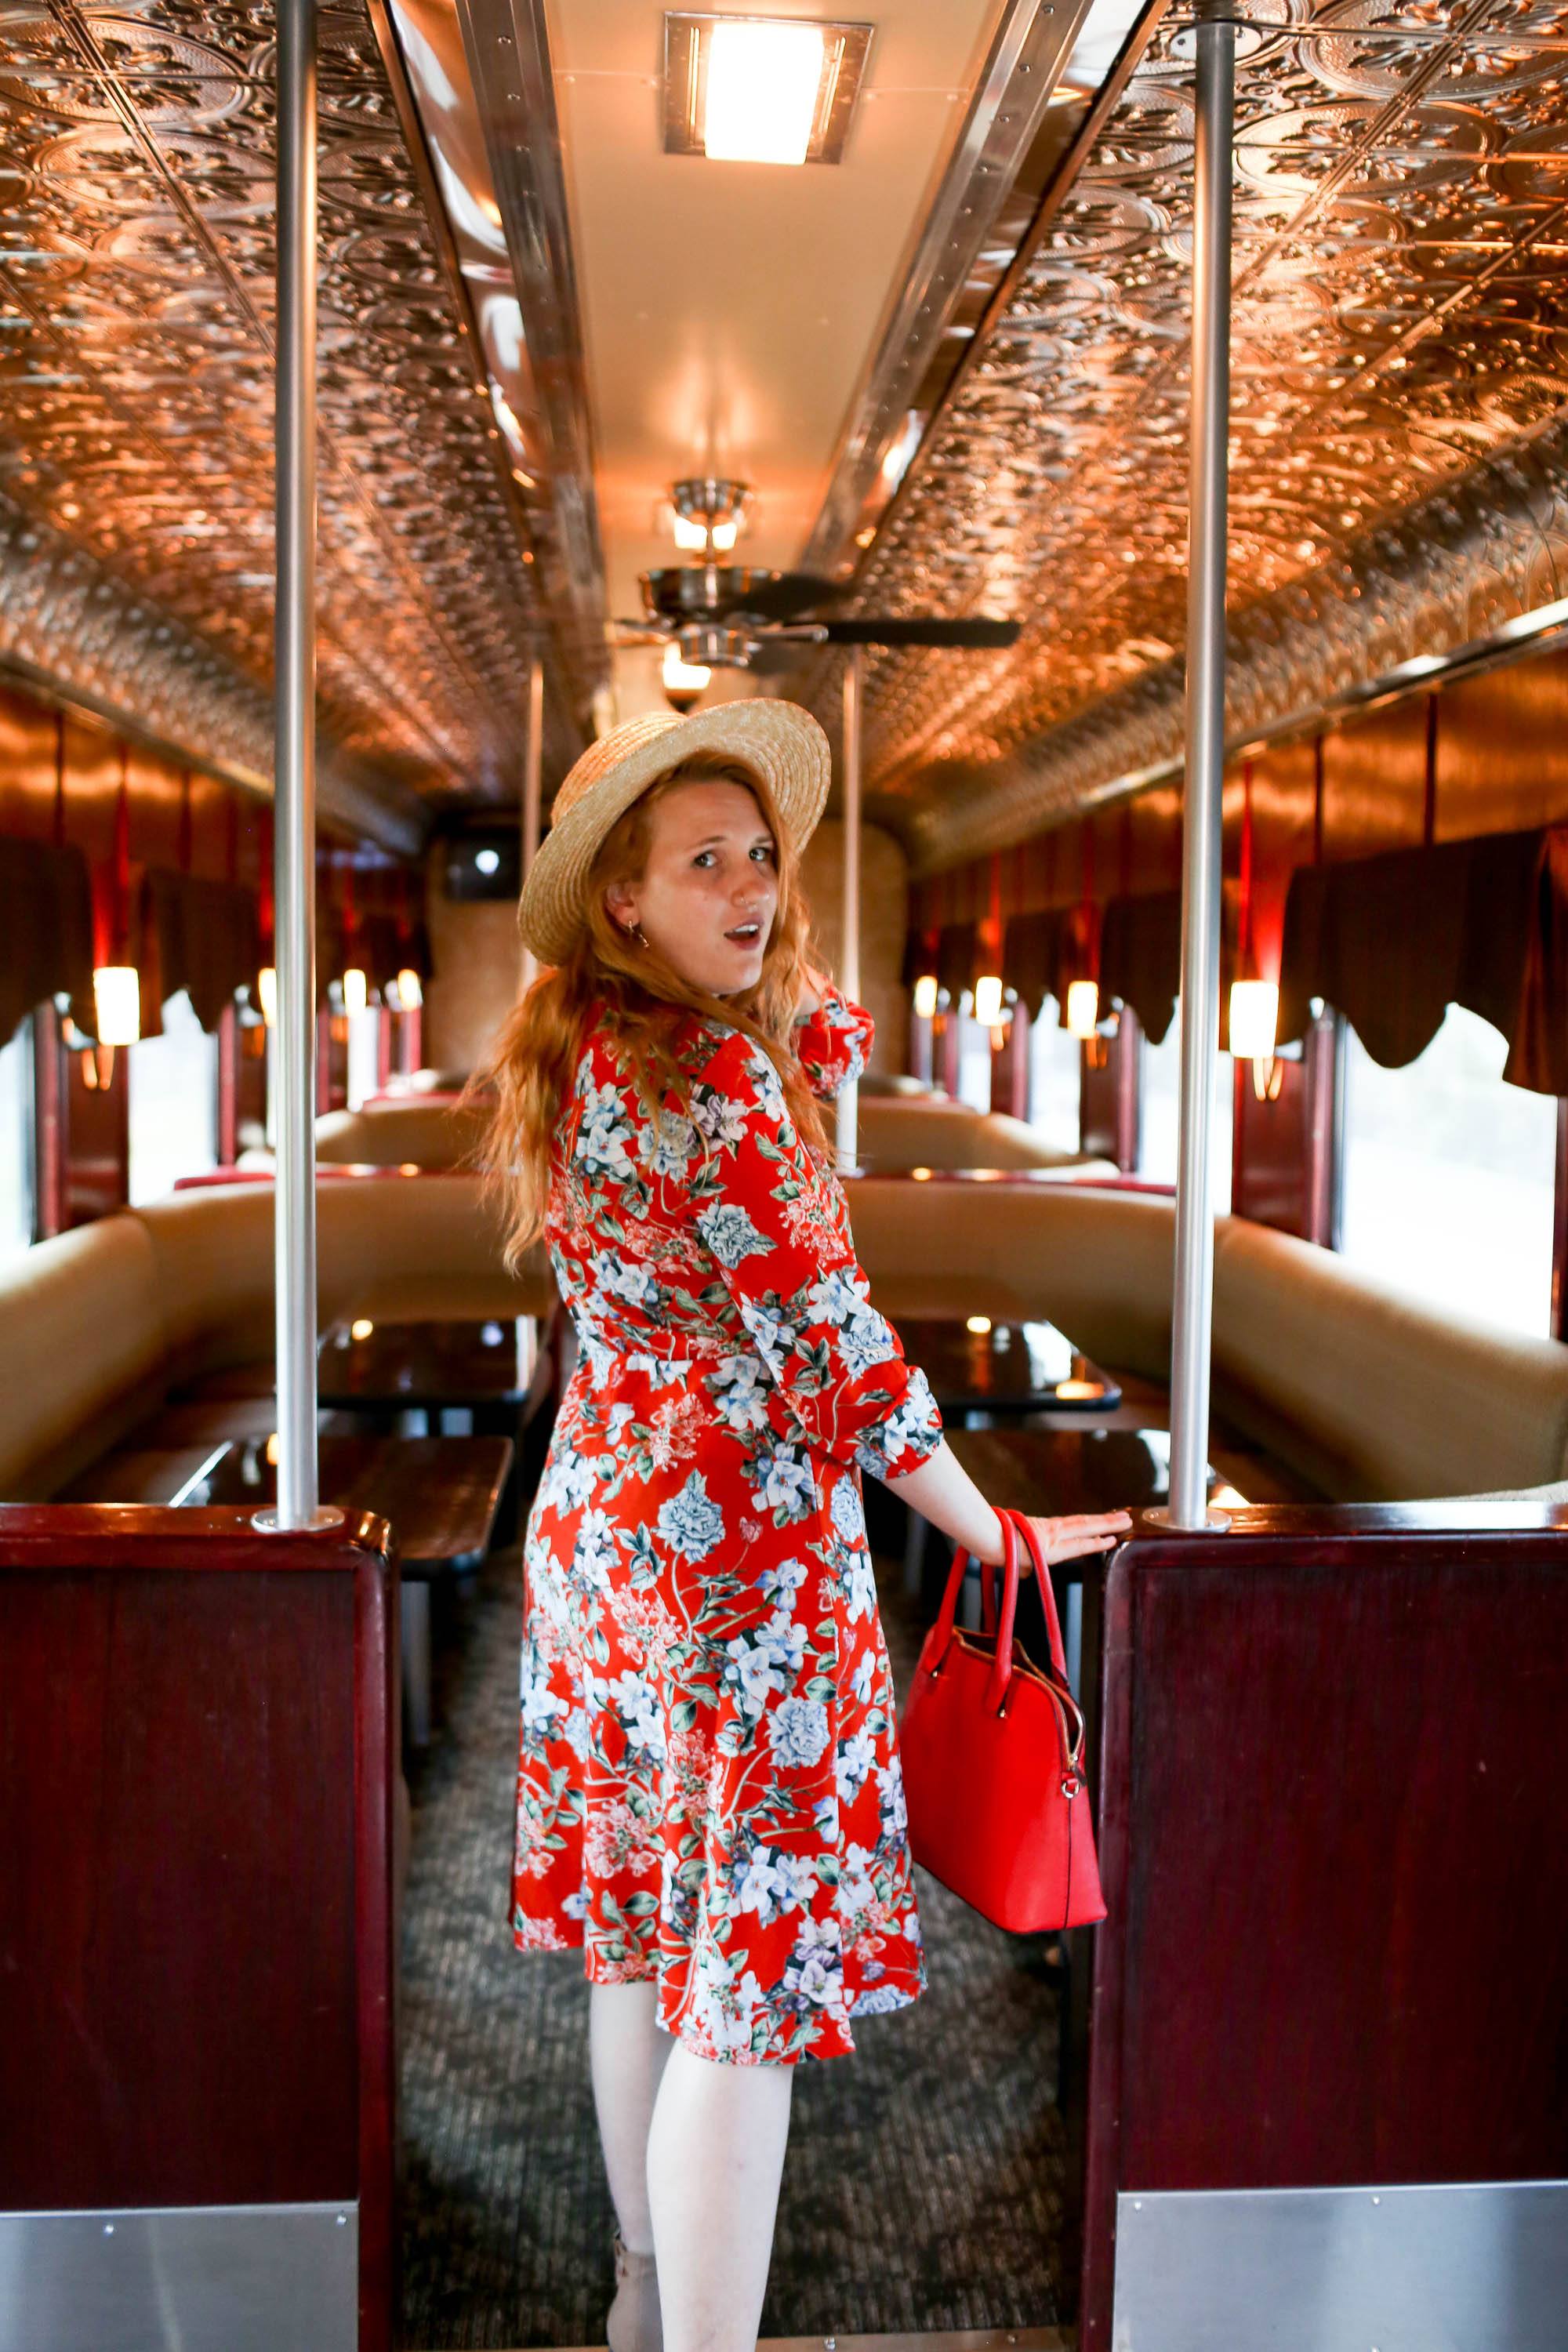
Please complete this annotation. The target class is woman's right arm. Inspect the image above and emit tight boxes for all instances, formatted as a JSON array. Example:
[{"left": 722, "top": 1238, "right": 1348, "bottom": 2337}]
[{"left": 883, "top": 1438, "right": 1130, "bottom": 1571}]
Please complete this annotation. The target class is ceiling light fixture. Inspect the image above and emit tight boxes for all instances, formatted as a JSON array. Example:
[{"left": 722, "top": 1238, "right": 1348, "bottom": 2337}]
[{"left": 662, "top": 13, "right": 873, "bottom": 169}]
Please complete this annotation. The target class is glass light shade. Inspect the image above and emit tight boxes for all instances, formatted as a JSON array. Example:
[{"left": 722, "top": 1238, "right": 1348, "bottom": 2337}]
[
  {"left": 1229, "top": 978, "right": 1279, "bottom": 1061},
  {"left": 257, "top": 965, "right": 277, "bottom": 1027},
  {"left": 702, "top": 20, "right": 823, "bottom": 164},
  {"left": 912, "top": 974, "right": 938, "bottom": 1020},
  {"left": 973, "top": 973, "right": 1004, "bottom": 1025},
  {"left": 341, "top": 967, "right": 368, "bottom": 1018},
  {"left": 395, "top": 966, "right": 423, "bottom": 1011},
  {"left": 93, "top": 965, "right": 140, "bottom": 1047},
  {"left": 662, "top": 641, "right": 712, "bottom": 694},
  {"left": 1066, "top": 978, "right": 1100, "bottom": 1040},
  {"left": 673, "top": 514, "right": 739, "bottom": 553}
]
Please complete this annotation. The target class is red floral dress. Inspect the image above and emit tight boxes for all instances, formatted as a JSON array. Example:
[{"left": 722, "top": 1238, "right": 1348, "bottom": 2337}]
[{"left": 513, "top": 987, "right": 945, "bottom": 2063}]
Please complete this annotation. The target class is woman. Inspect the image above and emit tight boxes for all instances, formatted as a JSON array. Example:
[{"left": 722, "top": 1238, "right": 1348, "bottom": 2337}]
[{"left": 477, "top": 701, "right": 1129, "bottom": 2352}]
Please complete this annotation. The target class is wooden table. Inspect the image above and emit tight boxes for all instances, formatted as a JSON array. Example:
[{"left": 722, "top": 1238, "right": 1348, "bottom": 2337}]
[
  {"left": 64, "top": 1434, "right": 514, "bottom": 1748},
  {"left": 316, "top": 1313, "right": 537, "bottom": 1416},
  {"left": 897, "top": 1316, "right": 1122, "bottom": 1415}
]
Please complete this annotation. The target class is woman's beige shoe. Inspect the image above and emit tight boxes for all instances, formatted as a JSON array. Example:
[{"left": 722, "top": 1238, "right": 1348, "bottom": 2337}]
[{"left": 606, "top": 2230, "right": 662, "bottom": 2352}]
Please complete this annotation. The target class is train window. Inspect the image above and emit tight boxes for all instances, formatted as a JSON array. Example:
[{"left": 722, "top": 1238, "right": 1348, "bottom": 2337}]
[
  {"left": 1, "top": 1018, "right": 34, "bottom": 1258},
  {"left": 1029, "top": 1000, "right": 1083, "bottom": 1153},
  {"left": 1340, "top": 1006, "right": 1556, "bottom": 1335},
  {"left": 1141, "top": 1006, "right": 1233, "bottom": 1210},
  {"left": 128, "top": 989, "right": 218, "bottom": 1205},
  {"left": 346, "top": 1002, "right": 382, "bottom": 1112},
  {"left": 954, "top": 999, "right": 993, "bottom": 1112}
]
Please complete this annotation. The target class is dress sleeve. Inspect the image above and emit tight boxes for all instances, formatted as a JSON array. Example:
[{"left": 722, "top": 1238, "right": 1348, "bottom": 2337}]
[
  {"left": 792, "top": 985, "right": 874, "bottom": 1101},
  {"left": 688, "top": 1027, "right": 944, "bottom": 1479}
]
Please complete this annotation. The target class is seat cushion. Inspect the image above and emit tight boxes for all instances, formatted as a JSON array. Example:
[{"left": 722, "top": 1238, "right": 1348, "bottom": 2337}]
[
  {"left": 1212, "top": 1217, "right": 1568, "bottom": 1500},
  {"left": 0, "top": 1218, "right": 165, "bottom": 1498}
]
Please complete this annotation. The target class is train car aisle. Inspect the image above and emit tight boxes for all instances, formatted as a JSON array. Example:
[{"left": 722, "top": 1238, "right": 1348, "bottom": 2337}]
[{"left": 399, "top": 1531, "right": 1072, "bottom": 2349}]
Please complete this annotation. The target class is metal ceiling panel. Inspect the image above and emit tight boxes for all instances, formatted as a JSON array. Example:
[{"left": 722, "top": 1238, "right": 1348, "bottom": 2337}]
[
  {"left": 0, "top": 0, "right": 602, "bottom": 823},
  {"left": 808, "top": 0, "right": 1568, "bottom": 869}
]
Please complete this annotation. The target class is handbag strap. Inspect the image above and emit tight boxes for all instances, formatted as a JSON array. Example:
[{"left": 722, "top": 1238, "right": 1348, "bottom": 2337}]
[
  {"left": 1002, "top": 1507, "right": 1070, "bottom": 1682},
  {"left": 931, "top": 1510, "right": 1019, "bottom": 1717}
]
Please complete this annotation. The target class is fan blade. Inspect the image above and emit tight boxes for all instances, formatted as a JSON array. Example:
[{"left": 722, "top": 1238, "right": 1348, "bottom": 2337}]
[
  {"left": 819, "top": 616, "right": 1021, "bottom": 648},
  {"left": 736, "top": 572, "right": 846, "bottom": 622},
  {"left": 746, "top": 638, "right": 814, "bottom": 675}
]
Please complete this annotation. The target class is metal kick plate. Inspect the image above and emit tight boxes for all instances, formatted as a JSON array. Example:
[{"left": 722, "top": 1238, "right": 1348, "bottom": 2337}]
[
  {"left": 0, "top": 2201, "right": 358, "bottom": 2352},
  {"left": 1114, "top": 2180, "right": 1568, "bottom": 2352}
]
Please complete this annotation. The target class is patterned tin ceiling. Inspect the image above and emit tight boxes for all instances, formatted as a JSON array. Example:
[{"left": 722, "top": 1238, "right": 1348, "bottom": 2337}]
[
  {"left": 813, "top": 0, "right": 1568, "bottom": 869},
  {"left": 0, "top": 0, "right": 600, "bottom": 830}
]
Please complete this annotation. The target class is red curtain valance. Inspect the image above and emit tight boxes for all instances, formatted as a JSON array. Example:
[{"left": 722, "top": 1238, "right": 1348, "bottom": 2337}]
[{"left": 0, "top": 837, "right": 94, "bottom": 1046}]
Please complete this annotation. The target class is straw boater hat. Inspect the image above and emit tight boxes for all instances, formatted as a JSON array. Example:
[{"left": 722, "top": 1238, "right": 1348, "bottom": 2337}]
[{"left": 517, "top": 700, "right": 831, "bottom": 967}]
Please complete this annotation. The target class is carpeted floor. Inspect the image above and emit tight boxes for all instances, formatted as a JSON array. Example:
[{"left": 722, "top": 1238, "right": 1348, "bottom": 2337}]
[{"left": 399, "top": 1541, "right": 1069, "bottom": 2350}]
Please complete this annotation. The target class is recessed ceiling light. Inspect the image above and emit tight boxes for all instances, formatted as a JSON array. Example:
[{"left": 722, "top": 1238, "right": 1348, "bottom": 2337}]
[{"left": 662, "top": 13, "right": 873, "bottom": 168}]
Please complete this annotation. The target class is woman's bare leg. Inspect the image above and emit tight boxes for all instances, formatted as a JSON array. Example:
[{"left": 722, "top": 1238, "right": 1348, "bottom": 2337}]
[{"left": 645, "top": 2040, "right": 794, "bottom": 2352}]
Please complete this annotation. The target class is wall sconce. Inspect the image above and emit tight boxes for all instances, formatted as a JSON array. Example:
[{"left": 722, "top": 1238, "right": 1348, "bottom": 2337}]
[
  {"left": 394, "top": 967, "right": 423, "bottom": 1011},
  {"left": 257, "top": 965, "right": 277, "bottom": 1027},
  {"left": 93, "top": 964, "right": 140, "bottom": 1047},
  {"left": 913, "top": 974, "right": 938, "bottom": 1020},
  {"left": 972, "top": 973, "right": 1004, "bottom": 1026},
  {"left": 341, "top": 967, "right": 368, "bottom": 1019},
  {"left": 1066, "top": 978, "right": 1099, "bottom": 1040},
  {"left": 1229, "top": 978, "right": 1283, "bottom": 1100}
]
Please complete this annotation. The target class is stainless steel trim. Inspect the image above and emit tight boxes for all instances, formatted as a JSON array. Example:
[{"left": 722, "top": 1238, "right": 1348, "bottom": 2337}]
[
  {"left": 837, "top": 645, "right": 863, "bottom": 1173},
  {"left": 799, "top": 0, "right": 1120, "bottom": 581},
  {"left": 0, "top": 2201, "right": 359, "bottom": 2352},
  {"left": 1112, "top": 2180, "right": 1568, "bottom": 2352},
  {"left": 1166, "top": 15, "right": 1232, "bottom": 1534},
  {"left": 451, "top": 0, "right": 608, "bottom": 712},
  {"left": 270, "top": 0, "right": 324, "bottom": 1534}
]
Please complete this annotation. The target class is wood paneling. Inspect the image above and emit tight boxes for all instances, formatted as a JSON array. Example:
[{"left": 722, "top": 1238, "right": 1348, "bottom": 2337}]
[
  {"left": 1079, "top": 1513, "right": 1568, "bottom": 2347},
  {"left": 1435, "top": 649, "right": 1568, "bottom": 842},
  {"left": 0, "top": 1505, "right": 397, "bottom": 2348},
  {"left": 1319, "top": 695, "right": 1430, "bottom": 861},
  {"left": 0, "top": 687, "right": 60, "bottom": 844}
]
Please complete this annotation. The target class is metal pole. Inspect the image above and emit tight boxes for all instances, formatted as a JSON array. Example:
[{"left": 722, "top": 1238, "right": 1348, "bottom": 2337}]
[
  {"left": 521, "top": 652, "right": 543, "bottom": 989},
  {"left": 265, "top": 0, "right": 332, "bottom": 1533},
  {"left": 836, "top": 648, "right": 863, "bottom": 1172},
  {"left": 1164, "top": 16, "right": 1234, "bottom": 1532}
]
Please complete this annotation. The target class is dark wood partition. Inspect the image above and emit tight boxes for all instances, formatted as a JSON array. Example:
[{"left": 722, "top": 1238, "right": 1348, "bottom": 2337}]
[
  {"left": 1078, "top": 1505, "right": 1568, "bottom": 2349},
  {"left": 0, "top": 1504, "right": 399, "bottom": 2351}
]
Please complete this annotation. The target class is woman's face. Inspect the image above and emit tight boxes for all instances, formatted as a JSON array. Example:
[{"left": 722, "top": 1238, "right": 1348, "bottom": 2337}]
[{"left": 605, "top": 779, "right": 779, "bottom": 996}]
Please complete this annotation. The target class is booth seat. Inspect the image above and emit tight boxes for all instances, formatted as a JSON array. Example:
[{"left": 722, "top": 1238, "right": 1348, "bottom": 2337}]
[
  {"left": 855, "top": 1096, "right": 1110, "bottom": 1174},
  {"left": 848, "top": 1178, "right": 1568, "bottom": 1504},
  {"left": 0, "top": 1175, "right": 553, "bottom": 1501},
  {"left": 312, "top": 1096, "right": 488, "bottom": 1167}
]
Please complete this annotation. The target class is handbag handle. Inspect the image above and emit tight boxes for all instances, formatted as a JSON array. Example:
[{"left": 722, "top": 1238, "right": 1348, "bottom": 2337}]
[
  {"left": 1002, "top": 1508, "right": 1072, "bottom": 1685},
  {"left": 932, "top": 1509, "right": 1020, "bottom": 1718}
]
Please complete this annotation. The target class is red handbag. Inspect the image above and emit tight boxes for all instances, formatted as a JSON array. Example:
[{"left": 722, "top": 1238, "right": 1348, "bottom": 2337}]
[{"left": 898, "top": 1506, "right": 1107, "bottom": 1933}]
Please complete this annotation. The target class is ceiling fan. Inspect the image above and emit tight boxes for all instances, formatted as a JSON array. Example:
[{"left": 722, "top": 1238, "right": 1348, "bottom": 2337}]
[{"left": 613, "top": 477, "right": 1021, "bottom": 684}]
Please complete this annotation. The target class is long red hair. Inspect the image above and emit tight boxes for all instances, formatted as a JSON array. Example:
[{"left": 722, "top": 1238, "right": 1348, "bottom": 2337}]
[{"left": 470, "top": 750, "right": 829, "bottom": 1268}]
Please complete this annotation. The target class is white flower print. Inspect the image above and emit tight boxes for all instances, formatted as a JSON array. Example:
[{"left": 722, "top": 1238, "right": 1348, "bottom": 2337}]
[
  {"left": 875, "top": 1755, "right": 909, "bottom": 1839},
  {"left": 735, "top": 1846, "right": 786, "bottom": 1921},
  {"left": 720, "top": 1634, "right": 786, "bottom": 1720},
  {"left": 757, "top": 1554, "right": 808, "bottom": 1607},
  {"left": 829, "top": 1475, "right": 866, "bottom": 1548},
  {"left": 757, "top": 1609, "right": 808, "bottom": 1684},
  {"left": 835, "top": 1728, "right": 877, "bottom": 1802},
  {"left": 572, "top": 1507, "right": 619, "bottom": 1592},
  {"left": 850, "top": 1650, "right": 876, "bottom": 1706},
  {"left": 655, "top": 1469, "right": 724, "bottom": 1562},
  {"left": 575, "top": 1077, "right": 638, "bottom": 1179},
  {"left": 543, "top": 1446, "right": 598, "bottom": 1517},
  {"left": 593, "top": 1248, "right": 659, "bottom": 1308},
  {"left": 606, "top": 1669, "right": 666, "bottom": 1759},
  {"left": 754, "top": 1446, "right": 815, "bottom": 1521},
  {"left": 844, "top": 1548, "right": 878, "bottom": 1624},
  {"left": 563, "top": 1707, "right": 593, "bottom": 1761},
  {"left": 837, "top": 1306, "right": 899, "bottom": 1381},
  {"left": 692, "top": 1088, "right": 749, "bottom": 1150},
  {"left": 707, "top": 1356, "right": 772, "bottom": 1433},
  {"left": 769, "top": 1697, "right": 830, "bottom": 1770},
  {"left": 696, "top": 1200, "right": 770, "bottom": 1269},
  {"left": 853, "top": 1366, "right": 942, "bottom": 1476},
  {"left": 735, "top": 1294, "right": 798, "bottom": 1377},
  {"left": 806, "top": 1267, "right": 869, "bottom": 1327}
]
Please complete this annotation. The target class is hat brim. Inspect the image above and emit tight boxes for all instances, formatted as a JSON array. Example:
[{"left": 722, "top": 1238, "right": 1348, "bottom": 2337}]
[{"left": 517, "top": 700, "right": 832, "bottom": 968}]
